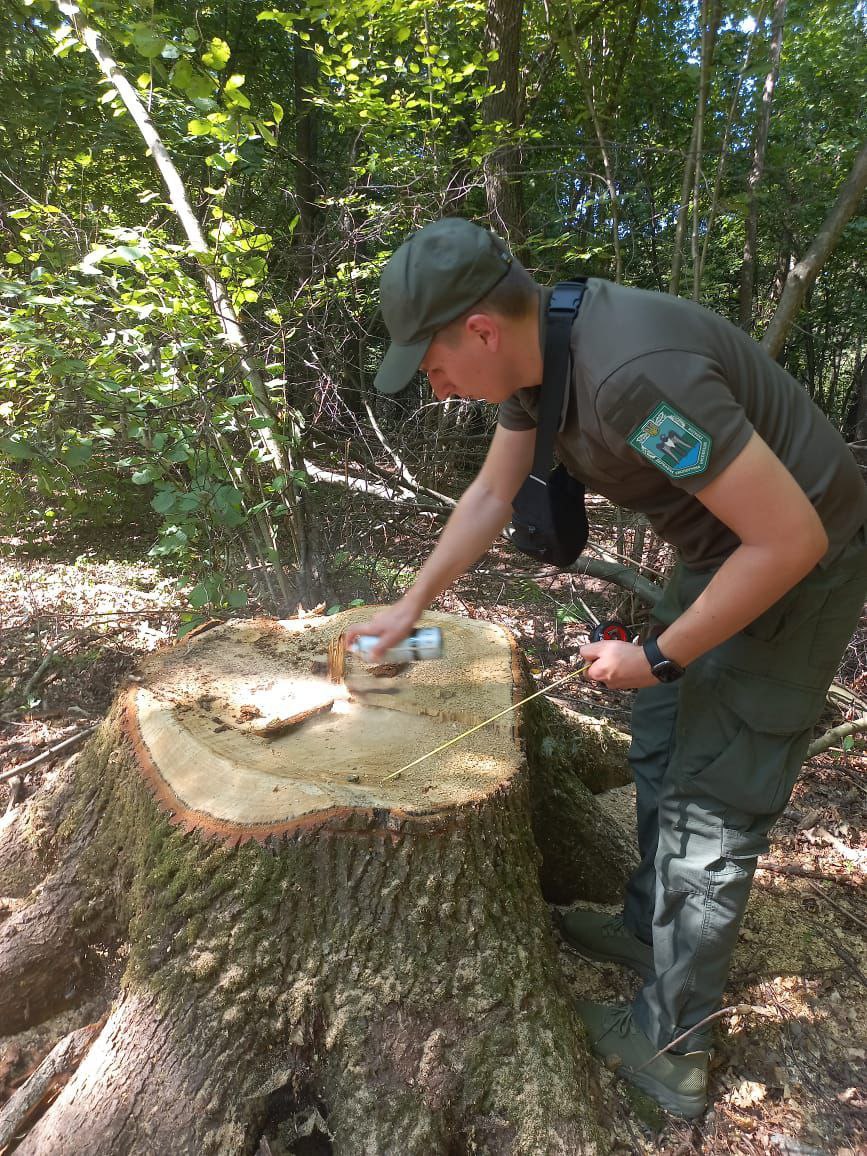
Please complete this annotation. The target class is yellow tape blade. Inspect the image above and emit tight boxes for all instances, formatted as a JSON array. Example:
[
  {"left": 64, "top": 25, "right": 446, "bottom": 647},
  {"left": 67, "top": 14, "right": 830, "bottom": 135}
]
[{"left": 381, "top": 662, "right": 590, "bottom": 783}]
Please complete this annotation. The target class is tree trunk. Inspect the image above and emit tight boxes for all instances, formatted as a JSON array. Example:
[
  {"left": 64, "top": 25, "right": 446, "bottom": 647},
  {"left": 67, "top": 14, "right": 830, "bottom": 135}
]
[
  {"left": 738, "top": 0, "right": 787, "bottom": 331},
  {"left": 845, "top": 353, "right": 867, "bottom": 443},
  {"left": 670, "top": 0, "right": 720, "bottom": 298},
  {"left": 669, "top": 115, "right": 698, "bottom": 296},
  {"left": 482, "top": 0, "right": 528, "bottom": 249},
  {"left": 559, "top": 17, "right": 623, "bottom": 284},
  {"left": 1, "top": 611, "right": 633, "bottom": 1154},
  {"left": 690, "top": 0, "right": 721, "bottom": 302},
  {"left": 761, "top": 137, "right": 867, "bottom": 359},
  {"left": 698, "top": 7, "right": 761, "bottom": 291},
  {"left": 294, "top": 32, "right": 321, "bottom": 246}
]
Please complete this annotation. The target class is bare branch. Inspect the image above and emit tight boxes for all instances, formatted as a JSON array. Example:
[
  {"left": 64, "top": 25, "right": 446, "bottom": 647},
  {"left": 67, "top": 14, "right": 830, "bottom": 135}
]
[
  {"left": 0, "top": 1019, "right": 103, "bottom": 1150},
  {"left": 806, "top": 714, "right": 867, "bottom": 759},
  {"left": 0, "top": 727, "right": 97, "bottom": 783},
  {"left": 762, "top": 138, "right": 867, "bottom": 358}
]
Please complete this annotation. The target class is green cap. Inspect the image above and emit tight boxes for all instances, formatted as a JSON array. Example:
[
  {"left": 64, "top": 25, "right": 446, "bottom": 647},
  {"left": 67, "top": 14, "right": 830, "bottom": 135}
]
[{"left": 374, "top": 217, "right": 513, "bottom": 394}]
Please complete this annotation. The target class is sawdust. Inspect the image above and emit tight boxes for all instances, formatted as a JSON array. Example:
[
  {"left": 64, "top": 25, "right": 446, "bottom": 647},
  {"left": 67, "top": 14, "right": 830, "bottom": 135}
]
[{"left": 132, "top": 610, "right": 523, "bottom": 824}]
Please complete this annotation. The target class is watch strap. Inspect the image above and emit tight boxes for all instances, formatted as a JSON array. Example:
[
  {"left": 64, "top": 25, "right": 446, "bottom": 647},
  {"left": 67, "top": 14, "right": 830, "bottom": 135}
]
[{"left": 642, "top": 635, "right": 685, "bottom": 681}]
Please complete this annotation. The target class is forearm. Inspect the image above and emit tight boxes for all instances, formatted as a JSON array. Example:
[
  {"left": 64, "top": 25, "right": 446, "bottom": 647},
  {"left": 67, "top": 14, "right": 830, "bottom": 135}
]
[
  {"left": 345, "top": 423, "right": 535, "bottom": 659},
  {"left": 658, "top": 540, "right": 823, "bottom": 667},
  {"left": 581, "top": 434, "right": 830, "bottom": 689},
  {"left": 401, "top": 478, "right": 513, "bottom": 613}
]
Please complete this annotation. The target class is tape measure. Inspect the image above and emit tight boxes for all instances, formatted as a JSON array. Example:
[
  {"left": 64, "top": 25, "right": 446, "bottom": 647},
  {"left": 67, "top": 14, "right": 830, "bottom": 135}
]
[
  {"left": 590, "top": 620, "right": 629, "bottom": 643},
  {"left": 578, "top": 596, "right": 630, "bottom": 644},
  {"left": 382, "top": 661, "right": 592, "bottom": 783},
  {"left": 380, "top": 599, "right": 630, "bottom": 783}
]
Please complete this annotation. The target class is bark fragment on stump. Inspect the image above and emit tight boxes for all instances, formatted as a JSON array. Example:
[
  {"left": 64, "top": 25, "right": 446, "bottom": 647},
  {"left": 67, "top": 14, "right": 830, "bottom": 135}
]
[{"left": 2, "top": 610, "right": 624, "bottom": 1154}]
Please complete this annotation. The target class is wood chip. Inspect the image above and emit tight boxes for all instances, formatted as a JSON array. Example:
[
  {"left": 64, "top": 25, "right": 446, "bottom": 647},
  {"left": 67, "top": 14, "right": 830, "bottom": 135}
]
[
  {"left": 327, "top": 634, "right": 346, "bottom": 683},
  {"left": 255, "top": 700, "right": 335, "bottom": 738}
]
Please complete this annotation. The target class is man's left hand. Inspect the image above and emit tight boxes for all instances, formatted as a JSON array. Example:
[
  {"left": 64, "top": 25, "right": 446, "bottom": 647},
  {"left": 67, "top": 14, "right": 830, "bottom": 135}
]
[{"left": 578, "top": 640, "right": 656, "bottom": 689}]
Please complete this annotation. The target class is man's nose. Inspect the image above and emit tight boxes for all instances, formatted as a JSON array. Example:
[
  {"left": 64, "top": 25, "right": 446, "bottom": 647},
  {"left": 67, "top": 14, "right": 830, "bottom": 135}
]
[{"left": 429, "top": 375, "right": 454, "bottom": 401}]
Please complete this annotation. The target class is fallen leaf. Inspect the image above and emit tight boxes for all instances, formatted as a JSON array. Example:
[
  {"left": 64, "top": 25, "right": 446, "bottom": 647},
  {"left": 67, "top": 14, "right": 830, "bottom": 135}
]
[{"left": 730, "top": 1078, "right": 767, "bottom": 1108}]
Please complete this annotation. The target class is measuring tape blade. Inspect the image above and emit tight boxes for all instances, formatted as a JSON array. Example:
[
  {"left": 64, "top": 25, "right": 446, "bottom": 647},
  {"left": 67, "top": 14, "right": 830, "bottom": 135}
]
[{"left": 382, "top": 662, "right": 591, "bottom": 783}]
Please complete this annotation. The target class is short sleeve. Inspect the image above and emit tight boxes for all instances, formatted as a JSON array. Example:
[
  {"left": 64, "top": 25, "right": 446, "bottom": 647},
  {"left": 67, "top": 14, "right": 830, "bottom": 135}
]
[
  {"left": 497, "top": 391, "right": 537, "bottom": 432},
  {"left": 594, "top": 351, "right": 754, "bottom": 493}
]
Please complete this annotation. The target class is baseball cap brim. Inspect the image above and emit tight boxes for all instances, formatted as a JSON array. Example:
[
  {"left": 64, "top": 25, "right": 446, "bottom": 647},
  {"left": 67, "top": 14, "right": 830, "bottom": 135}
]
[{"left": 373, "top": 334, "right": 432, "bottom": 394}]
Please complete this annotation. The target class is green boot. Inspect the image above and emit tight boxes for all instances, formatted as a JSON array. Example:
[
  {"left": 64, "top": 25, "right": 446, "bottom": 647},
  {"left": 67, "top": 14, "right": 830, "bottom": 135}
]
[
  {"left": 576, "top": 1001, "right": 708, "bottom": 1119},
  {"left": 557, "top": 909, "right": 654, "bottom": 980}
]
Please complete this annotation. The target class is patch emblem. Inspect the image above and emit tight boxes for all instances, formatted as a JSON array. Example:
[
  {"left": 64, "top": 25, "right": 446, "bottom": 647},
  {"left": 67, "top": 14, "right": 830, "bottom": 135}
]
[{"left": 627, "top": 402, "right": 712, "bottom": 478}]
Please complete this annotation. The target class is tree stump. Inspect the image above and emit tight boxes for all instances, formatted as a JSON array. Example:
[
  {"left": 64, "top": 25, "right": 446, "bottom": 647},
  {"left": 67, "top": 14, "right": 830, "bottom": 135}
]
[{"left": 0, "top": 610, "right": 633, "bottom": 1155}]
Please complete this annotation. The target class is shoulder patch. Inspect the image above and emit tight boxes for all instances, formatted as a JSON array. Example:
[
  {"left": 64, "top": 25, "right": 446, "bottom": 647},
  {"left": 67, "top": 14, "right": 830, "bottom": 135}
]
[{"left": 627, "top": 402, "right": 712, "bottom": 479}]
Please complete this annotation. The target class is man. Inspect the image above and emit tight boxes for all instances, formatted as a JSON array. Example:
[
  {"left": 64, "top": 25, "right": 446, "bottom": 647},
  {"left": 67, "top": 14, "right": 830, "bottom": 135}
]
[{"left": 346, "top": 217, "right": 867, "bottom": 1118}]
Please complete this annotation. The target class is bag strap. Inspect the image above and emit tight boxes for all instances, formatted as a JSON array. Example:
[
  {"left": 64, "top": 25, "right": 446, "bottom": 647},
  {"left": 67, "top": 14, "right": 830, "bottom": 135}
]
[{"left": 527, "top": 279, "right": 587, "bottom": 486}]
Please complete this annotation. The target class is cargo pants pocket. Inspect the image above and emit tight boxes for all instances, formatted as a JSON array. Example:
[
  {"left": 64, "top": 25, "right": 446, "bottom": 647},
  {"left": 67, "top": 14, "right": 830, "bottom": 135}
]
[{"left": 673, "top": 667, "right": 826, "bottom": 818}]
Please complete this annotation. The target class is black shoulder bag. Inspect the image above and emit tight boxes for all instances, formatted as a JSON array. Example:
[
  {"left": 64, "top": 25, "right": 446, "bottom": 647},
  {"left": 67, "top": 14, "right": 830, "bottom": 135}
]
[{"left": 508, "top": 280, "right": 589, "bottom": 568}]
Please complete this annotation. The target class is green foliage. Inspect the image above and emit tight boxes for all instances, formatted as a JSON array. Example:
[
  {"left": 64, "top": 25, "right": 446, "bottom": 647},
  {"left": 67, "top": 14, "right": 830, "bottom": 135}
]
[
  {"left": 0, "top": 202, "right": 284, "bottom": 607},
  {"left": 554, "top": 603, "right": 586, "bottom": 626},
  {"left": 1, "top": 0, "right": 864, "bottom": 610}
]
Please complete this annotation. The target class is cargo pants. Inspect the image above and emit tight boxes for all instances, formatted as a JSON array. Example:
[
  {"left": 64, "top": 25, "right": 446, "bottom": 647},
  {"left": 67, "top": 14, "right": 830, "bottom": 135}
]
[{"left": 623, "top": 528, "right": 867, "bottom": 1052}]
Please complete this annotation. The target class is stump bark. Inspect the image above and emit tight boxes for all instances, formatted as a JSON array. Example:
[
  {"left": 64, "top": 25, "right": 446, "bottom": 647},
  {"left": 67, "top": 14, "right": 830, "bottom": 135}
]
[{"left": 0, "top": 610, "right": 635, "bottom": 1155}]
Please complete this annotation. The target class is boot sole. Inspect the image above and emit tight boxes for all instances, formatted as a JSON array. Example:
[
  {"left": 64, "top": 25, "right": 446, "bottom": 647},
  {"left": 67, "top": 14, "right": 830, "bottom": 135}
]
[
  {"left": 621, "top": 1065, "right": 707, "bottom": 1119},
  {"left": 555, "top": 913, "right": 654, "bottom": 981}
]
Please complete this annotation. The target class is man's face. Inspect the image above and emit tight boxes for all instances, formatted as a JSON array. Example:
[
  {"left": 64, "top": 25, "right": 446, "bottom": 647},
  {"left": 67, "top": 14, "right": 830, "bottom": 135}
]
[{"left": 419, "top": 314, "right": 516, "bottom": 404}]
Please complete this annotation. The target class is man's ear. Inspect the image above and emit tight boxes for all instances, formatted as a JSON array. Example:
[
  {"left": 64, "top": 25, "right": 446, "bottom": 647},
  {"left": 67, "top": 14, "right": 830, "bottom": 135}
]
[{"left": 465, "top": 312, "right": 500, "bottom": 350}]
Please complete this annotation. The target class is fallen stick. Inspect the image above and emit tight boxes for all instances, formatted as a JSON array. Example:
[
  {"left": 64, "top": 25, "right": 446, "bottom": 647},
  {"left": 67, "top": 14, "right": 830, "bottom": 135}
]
[
  {"left": 805, "top": 879, "right": 867, "bottom": 934},
  {"left": 25, "top": 609, "right": 181, "bottom": 619},
  {"left": 632, "top": 1003, "right": 777, "bottom": 1071},
  {"left": 18, "top": 632, "right": 79, "bottom": 702},
  {"left": 0, "top": 727, "right": 96, "bottom": 784},
  {"left": 837, "top": 764, "right": 867, "bottom": 796},
  {"left": 811, "top": 825, "right": 867, "bottom": 870},
  {"left": 806, "top": 714, "right": 867, "bottom": 759},
  {"left": 17, "top": 625, "right": 132, "bottom": 704},
  {"left": 755, "top": 862, "right": 862, "bottom": 888},
  {"left": 821, "top": 929, "right": 867, "bottom": 988},
  {"left": 0, "top": 1019, "right": 103, "bottom": 1150}
]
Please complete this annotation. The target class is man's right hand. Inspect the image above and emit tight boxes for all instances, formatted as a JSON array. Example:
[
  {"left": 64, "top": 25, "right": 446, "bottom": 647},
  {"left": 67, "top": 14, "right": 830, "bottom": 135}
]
[
  {"left": 344, "top": 426, "right": 536, "bottom": 663},
  {"left": 344, "top": 600, "right": 421, "bottom": 663}
]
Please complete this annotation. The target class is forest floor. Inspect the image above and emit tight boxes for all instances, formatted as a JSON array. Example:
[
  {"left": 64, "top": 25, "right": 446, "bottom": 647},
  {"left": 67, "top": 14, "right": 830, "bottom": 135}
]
[{"left": 0, "top": 521, "right": 865, "bottom": 1156}]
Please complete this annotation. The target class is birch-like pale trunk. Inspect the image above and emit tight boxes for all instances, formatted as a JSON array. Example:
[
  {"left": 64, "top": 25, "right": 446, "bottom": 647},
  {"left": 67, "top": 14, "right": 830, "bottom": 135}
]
[
  {"left": 57, "top": 1, "right": 318, "bottom": 604},
  {"left": 669, "top": 116, "right": 698, "bottom": 296},
  {"left": 690, "top": 0, "right": 721, "bottom": 301},
  {"left": 762, "top": 138, "right": 867, "bottom": 360},
  {"left": 738, "top": 0, "right": 787, "bottom": 330}
]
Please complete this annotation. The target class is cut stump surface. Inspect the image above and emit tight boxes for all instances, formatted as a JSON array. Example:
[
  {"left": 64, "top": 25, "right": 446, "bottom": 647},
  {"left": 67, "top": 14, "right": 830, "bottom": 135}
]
[{"left": 125, "top": 610, "right": 523, "bottom": 835}]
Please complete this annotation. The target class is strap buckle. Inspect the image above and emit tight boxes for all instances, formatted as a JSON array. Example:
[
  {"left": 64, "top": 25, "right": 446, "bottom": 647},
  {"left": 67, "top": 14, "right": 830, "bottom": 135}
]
[{"left": 548, "top": 279, "right": 587, "bottom": 315}]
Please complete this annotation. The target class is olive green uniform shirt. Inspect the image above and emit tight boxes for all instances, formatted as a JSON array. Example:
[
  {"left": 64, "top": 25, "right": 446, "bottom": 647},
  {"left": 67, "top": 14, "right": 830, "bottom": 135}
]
[{"left": 498, "top": 280, "right": 867, "bottom": 569}]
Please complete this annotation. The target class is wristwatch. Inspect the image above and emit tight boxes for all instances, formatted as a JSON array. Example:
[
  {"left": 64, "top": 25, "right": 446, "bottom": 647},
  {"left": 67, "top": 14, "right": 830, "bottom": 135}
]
[{"left": 642, "top": 635, "right": 686, "bottom": 683}]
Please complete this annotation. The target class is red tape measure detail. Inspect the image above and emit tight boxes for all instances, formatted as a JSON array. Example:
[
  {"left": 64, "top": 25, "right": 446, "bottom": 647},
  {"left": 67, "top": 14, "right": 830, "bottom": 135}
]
[{"left": 591, "top": 620, "right": 629, "bottom": 643}]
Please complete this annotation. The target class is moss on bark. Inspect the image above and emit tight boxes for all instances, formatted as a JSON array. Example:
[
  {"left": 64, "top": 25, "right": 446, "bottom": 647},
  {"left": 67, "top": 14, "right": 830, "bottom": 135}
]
[
  {"left": 522, "top": 693, "right": 638, "bottom": 904},
  {"left": 14, "top": 702, "right": 610, "bottom": 1154}
]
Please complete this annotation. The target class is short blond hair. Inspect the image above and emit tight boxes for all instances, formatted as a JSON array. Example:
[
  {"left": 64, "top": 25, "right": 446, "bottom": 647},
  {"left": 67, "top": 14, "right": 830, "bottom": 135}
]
[{"left": 439, "top": 261, "right": 538, "bottom": 345}]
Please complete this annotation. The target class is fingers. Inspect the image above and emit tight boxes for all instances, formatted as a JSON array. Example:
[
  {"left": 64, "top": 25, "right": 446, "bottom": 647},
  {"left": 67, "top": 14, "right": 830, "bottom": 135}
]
[
  {"left": 345, "top": 614, "right": 397, "bottom": 645},
  {"left": 344, "top": 621, "right": 389, "bottom": 661},
  {"left": 343, "top": 604, "right": 419, "bottom": 663},
  {"left": 344, "top": 621, "right": 370, "bottom": 645},
  {"left": 362, "top": 633, "right": 394, "bottom": 663}
]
